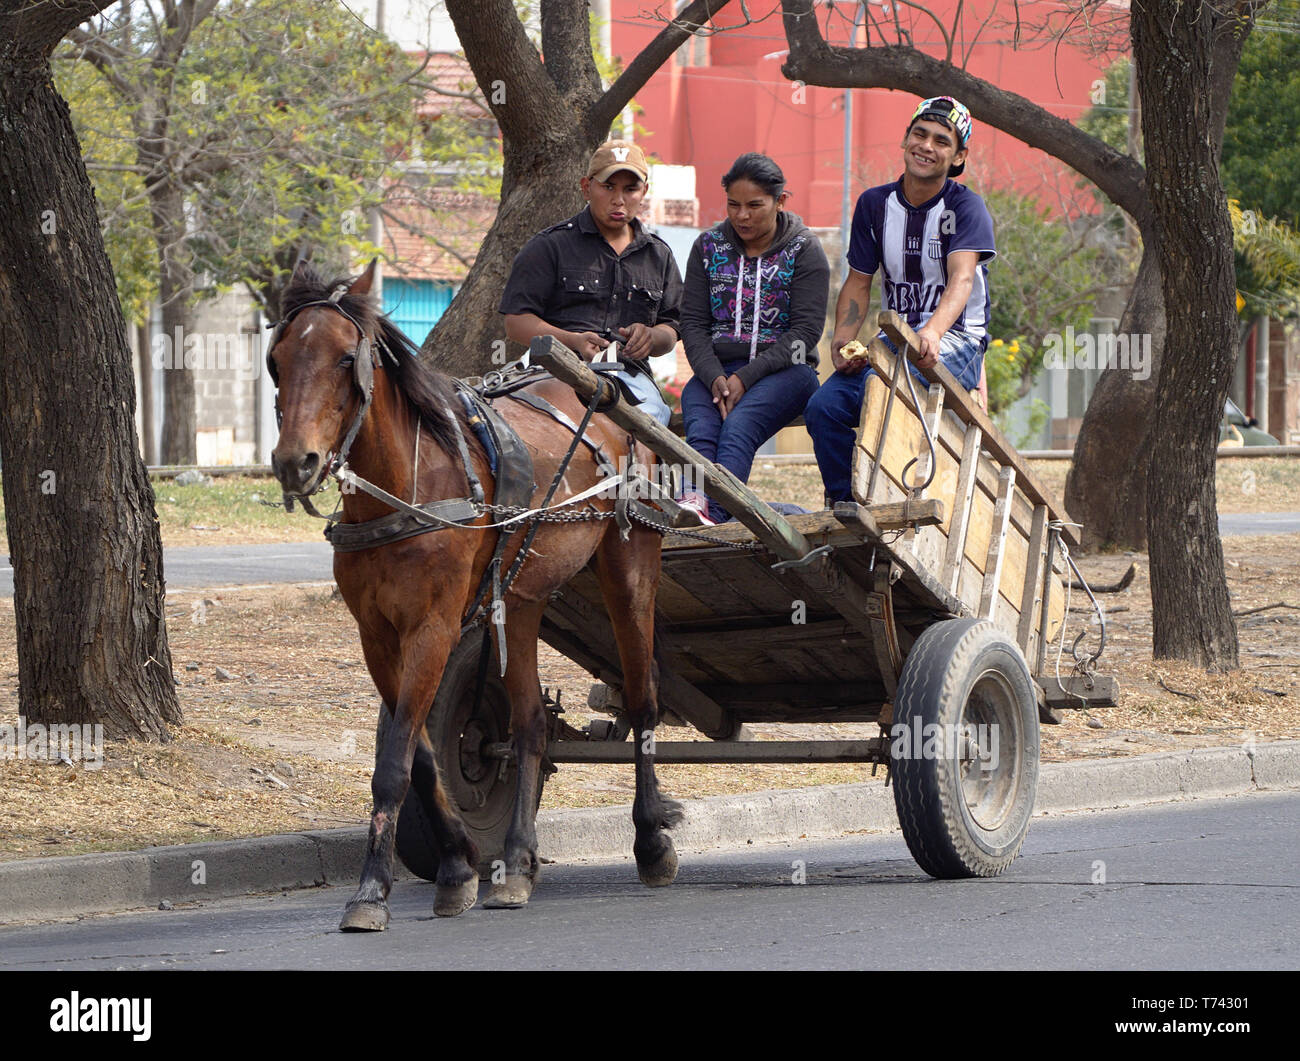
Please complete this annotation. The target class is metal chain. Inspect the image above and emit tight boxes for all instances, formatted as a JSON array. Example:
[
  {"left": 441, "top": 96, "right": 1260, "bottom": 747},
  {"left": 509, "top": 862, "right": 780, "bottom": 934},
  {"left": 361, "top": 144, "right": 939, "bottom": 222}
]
[
  {"left": 480, "top": 502, "right": 615, "bottom": 524},
  {"left": 625, "top": 504, "right": 765, "bottom": 550}
]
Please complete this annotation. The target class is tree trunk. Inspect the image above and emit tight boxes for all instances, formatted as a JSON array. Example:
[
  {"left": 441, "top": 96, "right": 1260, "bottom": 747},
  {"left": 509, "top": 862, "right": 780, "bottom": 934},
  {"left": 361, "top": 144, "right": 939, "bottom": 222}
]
[
  {"left": 152, "top": 178, "right": 197, "bottom": 465},
  {"left": 424, "top": 138, "right": 594, "bottom": 376},
  {"left": 1065, "top": 238, "right": 1165, "bottom": 549},
  {"left": 0, "top": 57, "right": 180, "bottom": 738},
  {"left": 1131, "top": 0, "right": 1247, "bottom": 670},
  {"left": 424, "top": 0, "right": 731, "bottom": 377}
]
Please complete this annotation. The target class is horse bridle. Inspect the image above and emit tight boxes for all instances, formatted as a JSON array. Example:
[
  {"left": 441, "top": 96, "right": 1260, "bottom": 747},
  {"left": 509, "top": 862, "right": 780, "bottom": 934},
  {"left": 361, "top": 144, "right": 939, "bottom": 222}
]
[{"left": 266, "top": 284, "right": 383, "bottom": 500}]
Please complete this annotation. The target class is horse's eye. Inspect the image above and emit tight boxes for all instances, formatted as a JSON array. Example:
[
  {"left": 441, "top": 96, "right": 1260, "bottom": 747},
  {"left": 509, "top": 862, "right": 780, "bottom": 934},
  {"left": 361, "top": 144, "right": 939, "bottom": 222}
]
[{"left": 339, "top": 355, "right": 356, "bottom": 369}]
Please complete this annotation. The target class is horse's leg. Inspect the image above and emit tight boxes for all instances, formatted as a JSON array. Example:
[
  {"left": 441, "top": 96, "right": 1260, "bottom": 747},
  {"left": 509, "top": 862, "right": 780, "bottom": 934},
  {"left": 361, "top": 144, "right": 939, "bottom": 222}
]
[
  {"left": 410, "top": 726, "right": 481, "bottom": 916},
  {"left": 593, "top": 523, "right": 683, "bottom": 887},
  {"left": 481, "top": 599, "right": 549, "bottom": 909},
  {"left": 340, "top": 622, "right": 457, "bottom": 932}
]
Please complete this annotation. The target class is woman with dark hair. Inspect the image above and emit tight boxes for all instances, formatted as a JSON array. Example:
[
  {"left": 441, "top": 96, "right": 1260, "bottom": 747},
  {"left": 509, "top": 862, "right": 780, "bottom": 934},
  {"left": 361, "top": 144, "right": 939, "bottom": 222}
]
[{"left": 678, "top": 153, "right": 828, "bottom": 524}]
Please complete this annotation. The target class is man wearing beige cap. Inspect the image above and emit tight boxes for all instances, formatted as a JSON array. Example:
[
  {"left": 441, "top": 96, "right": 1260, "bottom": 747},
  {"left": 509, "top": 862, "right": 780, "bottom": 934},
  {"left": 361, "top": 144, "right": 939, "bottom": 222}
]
[{"left": 500, "top": 140, "right": 682, "bottom": 424}]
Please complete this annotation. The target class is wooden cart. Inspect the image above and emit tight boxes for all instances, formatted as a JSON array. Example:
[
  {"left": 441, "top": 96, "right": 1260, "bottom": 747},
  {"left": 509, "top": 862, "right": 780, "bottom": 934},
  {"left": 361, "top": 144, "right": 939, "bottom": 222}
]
[{"left": 391, "top": 313, "right": 1117, "bottom": 881}]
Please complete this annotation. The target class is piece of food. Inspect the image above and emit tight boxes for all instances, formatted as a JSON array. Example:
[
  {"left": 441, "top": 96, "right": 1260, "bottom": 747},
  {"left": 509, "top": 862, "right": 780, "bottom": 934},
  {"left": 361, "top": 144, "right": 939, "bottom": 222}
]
[{"left": 841, "top": 339, "right": 869, "bottom": 362}]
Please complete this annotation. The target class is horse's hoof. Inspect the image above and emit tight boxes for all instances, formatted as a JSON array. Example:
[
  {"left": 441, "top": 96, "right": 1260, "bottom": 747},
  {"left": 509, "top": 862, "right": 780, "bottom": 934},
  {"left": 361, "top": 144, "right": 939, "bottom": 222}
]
[
  {"left": 434, "top": 876, "right": 479, "bottom": 917},
  {"left": 339, "top": 901, "right": 390, "bottom": 932},
  {"left": 482, "top": 875, "right": 533, "bottom": 909},
  {"left": 637, "top": 842, "right": 679, "bottom": 888}
]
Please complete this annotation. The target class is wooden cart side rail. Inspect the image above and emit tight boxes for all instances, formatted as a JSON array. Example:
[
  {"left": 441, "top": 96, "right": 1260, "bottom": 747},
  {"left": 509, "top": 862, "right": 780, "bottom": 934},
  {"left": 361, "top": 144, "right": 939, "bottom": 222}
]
[
  {"left": 532, "top": 336, "right": 919, "bottom": 655},
  {"left": 876, "top": 311, "right": 1079, "bottom": 547}
]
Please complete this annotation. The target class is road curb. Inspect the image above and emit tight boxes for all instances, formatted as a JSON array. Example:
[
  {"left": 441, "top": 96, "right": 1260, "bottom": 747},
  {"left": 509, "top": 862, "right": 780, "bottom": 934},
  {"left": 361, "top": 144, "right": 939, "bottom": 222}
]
[{"left": 1, "top": 740, "right": 1297, "bottom": 924}]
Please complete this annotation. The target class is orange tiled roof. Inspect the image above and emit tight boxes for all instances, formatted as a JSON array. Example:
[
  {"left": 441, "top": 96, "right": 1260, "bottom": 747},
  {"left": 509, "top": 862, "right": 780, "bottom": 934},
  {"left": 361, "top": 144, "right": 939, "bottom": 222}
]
[{"left": 381, "top": 188, "right": 497, "bottom": 283}]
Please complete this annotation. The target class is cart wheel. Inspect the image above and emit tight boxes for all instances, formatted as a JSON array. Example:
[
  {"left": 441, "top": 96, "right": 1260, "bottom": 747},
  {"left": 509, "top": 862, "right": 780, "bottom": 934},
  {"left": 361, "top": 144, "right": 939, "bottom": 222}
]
[
  {"left": 378, "top": 633, "right": 541, "bottom": 882},
  {"left": 891, "top": 618, "right": 1039, "bottom": 878}
]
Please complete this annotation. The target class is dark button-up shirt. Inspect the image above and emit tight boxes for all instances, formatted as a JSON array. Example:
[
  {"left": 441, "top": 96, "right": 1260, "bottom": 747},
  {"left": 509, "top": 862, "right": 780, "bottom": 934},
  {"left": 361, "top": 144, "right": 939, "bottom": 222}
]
[{"left": 499, "top": 207, "right": 684, "bottom": 374}]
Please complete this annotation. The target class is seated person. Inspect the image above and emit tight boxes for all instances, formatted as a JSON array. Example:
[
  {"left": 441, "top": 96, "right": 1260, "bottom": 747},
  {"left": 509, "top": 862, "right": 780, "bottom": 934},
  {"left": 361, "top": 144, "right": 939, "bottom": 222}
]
[
  {"left": 499, "top": 140, "right": 681, "bottom": 426},
  {"left": 678, "top": 153, "right": 828, "bottom": 523},
  {"left": 805, "top": 95, "right": 994, "bottom": 506}
]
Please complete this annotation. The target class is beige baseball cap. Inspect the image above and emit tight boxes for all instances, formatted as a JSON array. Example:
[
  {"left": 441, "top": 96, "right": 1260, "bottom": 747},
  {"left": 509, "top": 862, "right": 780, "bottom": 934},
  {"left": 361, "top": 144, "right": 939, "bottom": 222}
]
[{"left": 587, "top": 140, "right": 649, "bottom": 183}]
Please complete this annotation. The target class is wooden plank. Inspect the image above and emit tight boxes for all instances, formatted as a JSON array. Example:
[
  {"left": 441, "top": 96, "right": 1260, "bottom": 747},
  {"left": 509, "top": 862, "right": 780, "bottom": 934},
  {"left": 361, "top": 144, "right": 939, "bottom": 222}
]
[
  {"left": 877, "top": 311, "right": 1079, "bottom": 546},
  {"left": 542, "top": 592, "right": 736, "bottom": 738},
  {"left": 653, "top": 572, "right": 716, "bottom": 622},
  {"left": 980, "top": 467, "right": 1016, "bottom": 618},
  {"left": 1039, "top": 674, "right": 1120, "bottom": 709},
  {"left": 533, "top": 336, "right": 814, "bottom": 562},
  {"left": 942, "top": 425, "right": 982, "bottom": 595},
  {"left": 661, "top": 501, "right": 943, "bottom": 555},
  {"left": 850, "top": 354, "right": 1032, "bottom": 623},
  {"left": 546, "top": 740, "right": 888, "bottom": 764},
  {"left": 1017, "top": 505, "right": 1049, "bottom": 657},
  {"left": 913, "top": 383, "right": 946, "bottom": 489},
  {"left": 663, "top": 618, "right": 869, "bottom": 656},
  {"left": 833, "top": 502, "right": 968, "bottom": 618},
  {"left": 906, "top": 383, "right": 945, "bottom": 548},
  {"left": 697, "top": 681, "right": 887, "bottom": 708},
  {"left": 668, "top": 555, "right": 797, "bottom": 618},
  {"left": 534, "top": 335, "right": 896, "bottom": 648},
  {"left": 861, "top": 349, "right": 1021, "bottom": 538}
]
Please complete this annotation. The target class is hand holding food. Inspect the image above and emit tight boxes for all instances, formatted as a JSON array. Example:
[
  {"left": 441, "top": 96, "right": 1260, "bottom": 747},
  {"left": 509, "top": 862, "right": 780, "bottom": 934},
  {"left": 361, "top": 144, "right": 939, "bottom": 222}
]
[{"left": 840, "top": 340, "right": 869, "bottom": 363}]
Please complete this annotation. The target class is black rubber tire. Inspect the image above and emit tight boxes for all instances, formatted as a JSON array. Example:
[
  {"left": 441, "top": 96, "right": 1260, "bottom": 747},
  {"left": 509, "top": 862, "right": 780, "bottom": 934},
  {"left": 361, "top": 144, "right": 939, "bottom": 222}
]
[
  {"left": 377, "top": 633, "right": 540, "bottom": 881},
  {"left": 891, "top": 618, "right": 1039, "bottom": 878}
]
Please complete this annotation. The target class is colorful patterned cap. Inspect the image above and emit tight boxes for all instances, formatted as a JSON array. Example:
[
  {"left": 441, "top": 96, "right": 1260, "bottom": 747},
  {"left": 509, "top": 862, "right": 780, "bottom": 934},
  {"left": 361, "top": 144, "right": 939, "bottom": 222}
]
[{"left": 909, "top": 96, "right": 973, "bottom": 147}]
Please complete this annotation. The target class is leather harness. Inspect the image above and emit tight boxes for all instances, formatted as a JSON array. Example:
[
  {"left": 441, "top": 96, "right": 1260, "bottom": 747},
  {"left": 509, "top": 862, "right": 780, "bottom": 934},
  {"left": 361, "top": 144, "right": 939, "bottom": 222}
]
[{"left": 266, "top": 298, "right": 658, "bottom": 668}]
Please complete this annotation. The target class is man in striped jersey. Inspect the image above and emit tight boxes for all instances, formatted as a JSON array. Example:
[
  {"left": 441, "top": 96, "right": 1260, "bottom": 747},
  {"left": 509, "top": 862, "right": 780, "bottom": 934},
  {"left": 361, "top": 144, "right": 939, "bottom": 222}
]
[{"left": 805, "top": 95, "right": 995, "bottom": 504}]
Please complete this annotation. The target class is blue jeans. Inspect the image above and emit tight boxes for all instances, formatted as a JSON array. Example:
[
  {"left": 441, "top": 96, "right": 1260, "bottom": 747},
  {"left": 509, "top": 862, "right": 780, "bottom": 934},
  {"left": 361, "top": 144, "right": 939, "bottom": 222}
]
[
  {"left": 619, "top": 367, "right": 671, "bottom": 426},
  {"left": 682, "top": 359, "right": 819, "bottom": 522},
  {"left": 805, "top": 331, "right": 984, "bottom": 504}
]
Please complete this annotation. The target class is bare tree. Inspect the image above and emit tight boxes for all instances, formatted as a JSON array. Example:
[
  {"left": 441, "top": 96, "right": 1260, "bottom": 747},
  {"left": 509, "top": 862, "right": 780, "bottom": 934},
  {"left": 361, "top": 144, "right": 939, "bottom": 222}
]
[
  {"left": 425, "top": 0, "right": 735, "bottom": 376},
  {"left": 0, "top": 0, "right": 180, "bottom": 737}
]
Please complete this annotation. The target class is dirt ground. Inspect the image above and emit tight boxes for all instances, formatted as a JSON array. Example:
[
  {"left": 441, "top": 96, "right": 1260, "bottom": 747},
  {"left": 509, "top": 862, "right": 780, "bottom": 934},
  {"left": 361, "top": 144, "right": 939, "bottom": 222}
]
[{"left": 1, "top": 521, "right": 1296, "bottom": 863}]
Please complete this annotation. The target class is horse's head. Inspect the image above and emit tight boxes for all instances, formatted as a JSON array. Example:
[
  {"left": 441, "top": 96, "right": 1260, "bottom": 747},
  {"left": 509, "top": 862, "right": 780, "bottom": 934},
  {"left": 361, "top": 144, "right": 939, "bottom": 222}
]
[{"left": 269, "top": 260, "right": 380, "bottom": 497}]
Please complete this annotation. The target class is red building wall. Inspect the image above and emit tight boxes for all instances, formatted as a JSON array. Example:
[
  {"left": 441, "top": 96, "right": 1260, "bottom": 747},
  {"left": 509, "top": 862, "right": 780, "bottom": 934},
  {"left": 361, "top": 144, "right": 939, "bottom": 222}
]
[{"left": 610, "top": 0, "right": 1123, "bottom": 228}]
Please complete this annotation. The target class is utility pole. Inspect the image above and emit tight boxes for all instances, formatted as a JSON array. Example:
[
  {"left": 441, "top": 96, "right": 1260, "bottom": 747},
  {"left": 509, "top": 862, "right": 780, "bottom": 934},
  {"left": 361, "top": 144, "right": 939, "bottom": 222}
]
[{"left": 369, "top": 0, "right": 386, "bottom": 308}]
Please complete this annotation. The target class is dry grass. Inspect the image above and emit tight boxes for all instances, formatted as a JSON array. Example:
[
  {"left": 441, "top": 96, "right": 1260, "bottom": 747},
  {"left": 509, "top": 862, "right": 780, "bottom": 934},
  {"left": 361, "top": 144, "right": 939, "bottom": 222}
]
[{"left": 1, "top": 532, "right": 1297, "bottom": 862}]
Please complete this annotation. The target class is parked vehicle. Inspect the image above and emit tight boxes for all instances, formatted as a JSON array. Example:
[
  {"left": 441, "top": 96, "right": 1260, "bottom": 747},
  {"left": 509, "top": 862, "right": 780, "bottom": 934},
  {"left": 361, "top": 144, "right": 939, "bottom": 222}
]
[{"left": 1220, "top": 397, "right": 1280, "bottom": 447}]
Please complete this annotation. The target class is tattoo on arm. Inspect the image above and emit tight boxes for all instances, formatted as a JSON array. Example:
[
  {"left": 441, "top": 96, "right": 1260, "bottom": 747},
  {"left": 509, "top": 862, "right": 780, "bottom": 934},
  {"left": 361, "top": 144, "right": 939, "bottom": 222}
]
[{"left": 844, "top": 299, "right": 862, "bottom": 327}]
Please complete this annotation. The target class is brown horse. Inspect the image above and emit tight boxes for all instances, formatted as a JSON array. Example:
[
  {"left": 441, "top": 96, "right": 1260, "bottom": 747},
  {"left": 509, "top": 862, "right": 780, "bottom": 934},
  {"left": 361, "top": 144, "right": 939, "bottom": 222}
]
[{"left": 268, "top": 260, "right": 681, "bottom": 931}]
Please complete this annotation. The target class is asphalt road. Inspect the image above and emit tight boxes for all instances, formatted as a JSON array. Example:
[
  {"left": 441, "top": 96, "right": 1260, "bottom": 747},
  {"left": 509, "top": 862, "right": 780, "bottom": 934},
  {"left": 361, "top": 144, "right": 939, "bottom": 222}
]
[
  {"left": 2, "top": 793, "right": 1295, "bottom": 970},
  {"left": 2, "top": 512, "right": 1297, "bottom": 598}
]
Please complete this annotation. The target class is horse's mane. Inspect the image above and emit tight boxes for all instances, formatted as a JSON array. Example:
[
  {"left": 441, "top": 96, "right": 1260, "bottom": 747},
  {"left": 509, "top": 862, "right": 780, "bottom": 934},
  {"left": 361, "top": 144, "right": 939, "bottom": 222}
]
[{"left": 281, "top": 262, "right": 470, "bottom": 460}]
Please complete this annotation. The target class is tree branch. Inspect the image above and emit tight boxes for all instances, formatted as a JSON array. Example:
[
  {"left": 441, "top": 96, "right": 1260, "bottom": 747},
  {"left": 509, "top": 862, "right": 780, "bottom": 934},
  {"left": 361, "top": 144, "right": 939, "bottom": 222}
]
[
  {"left": 444, "top": 0, "right": 561, "bottom": 142},
  {"left": 65, "top": 26, "right": 140, "bottom": 101},
  {"left": 590, "top": 0, "right": 736, "bottom": 135},
  {"left": 779, "top": 0, "right": 1152, "bottom": 231},
  {"left": 0, "top": 0, "right": 120, "bottom": 60},
  {"left": 541, "top": 0, "right": 601, "bottom": 104}
]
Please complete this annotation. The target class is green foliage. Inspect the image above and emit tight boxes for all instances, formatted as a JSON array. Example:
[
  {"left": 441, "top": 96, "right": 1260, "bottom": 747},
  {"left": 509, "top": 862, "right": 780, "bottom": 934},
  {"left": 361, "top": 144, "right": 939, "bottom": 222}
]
[
  {"left": 1230, "top": 199, "right": 1300, "bottom": 319},
  {"left": 53, "top": 61, "right": 157, "bottom": 325},
  {"left": 979, "top": 187, "right": 1124, "bottom": 414},
  {"left": 1076, "top": 57, "right": 1132, "bottom": 157},
  {"left": 1223, "top": 1, "right": 1300, "bottom": 230},
  {"left": 56, "top": 0, "right": 502, "bottom": 319}
]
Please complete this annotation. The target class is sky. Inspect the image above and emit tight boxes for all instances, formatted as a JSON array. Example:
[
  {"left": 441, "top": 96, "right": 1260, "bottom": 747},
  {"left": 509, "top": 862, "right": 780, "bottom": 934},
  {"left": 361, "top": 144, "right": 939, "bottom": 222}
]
[{"left": 354, "top": 0, "right": 461, "bottom": 50}]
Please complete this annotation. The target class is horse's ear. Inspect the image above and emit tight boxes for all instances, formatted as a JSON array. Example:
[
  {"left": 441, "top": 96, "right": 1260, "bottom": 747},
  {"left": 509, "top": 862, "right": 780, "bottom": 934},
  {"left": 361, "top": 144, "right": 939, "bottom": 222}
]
[
  {"left": 348, "top": 259, "right": 378, "bottom": 297},
  {"left": 291, "top": 258, "right": 312, "bottom": 280}
]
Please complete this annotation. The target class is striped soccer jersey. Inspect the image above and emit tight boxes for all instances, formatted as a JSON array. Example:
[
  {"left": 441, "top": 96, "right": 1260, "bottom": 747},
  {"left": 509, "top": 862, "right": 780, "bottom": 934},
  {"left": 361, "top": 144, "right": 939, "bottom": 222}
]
[{"left": 847, "top": 177, "right": 996, "bottom": 348}]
